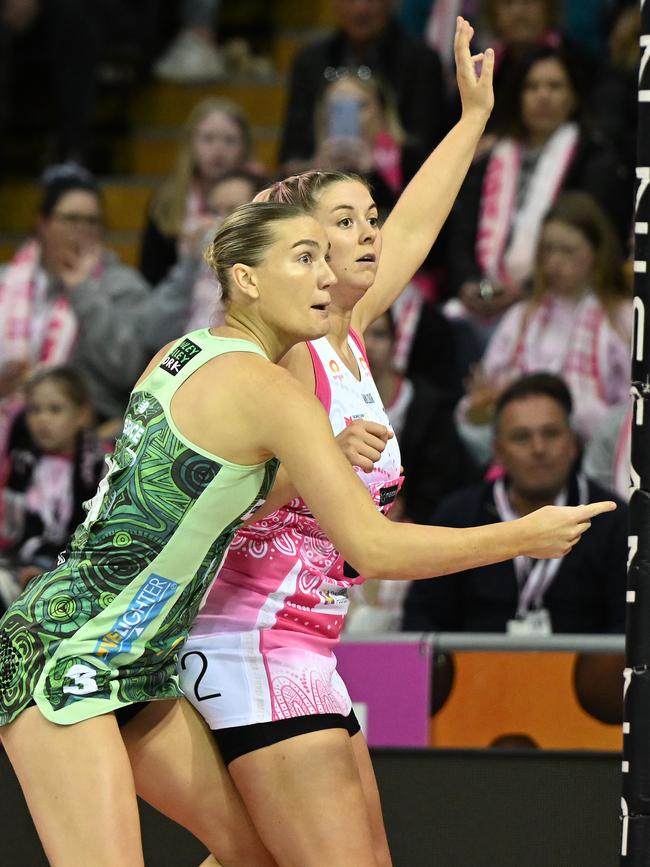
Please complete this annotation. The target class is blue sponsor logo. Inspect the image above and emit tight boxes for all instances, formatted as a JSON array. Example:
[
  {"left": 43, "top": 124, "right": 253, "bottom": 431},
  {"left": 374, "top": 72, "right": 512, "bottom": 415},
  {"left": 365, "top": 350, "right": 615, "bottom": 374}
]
[{"left": 94, "top": 574, "right": 178, "bottom": 662}]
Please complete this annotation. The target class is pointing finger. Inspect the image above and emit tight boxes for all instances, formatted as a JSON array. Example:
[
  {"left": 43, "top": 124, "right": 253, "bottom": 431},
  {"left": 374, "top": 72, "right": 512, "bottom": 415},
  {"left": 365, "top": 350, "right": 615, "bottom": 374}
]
[{"left": 578, "top": 501, "right": 617, "bottom": 520}]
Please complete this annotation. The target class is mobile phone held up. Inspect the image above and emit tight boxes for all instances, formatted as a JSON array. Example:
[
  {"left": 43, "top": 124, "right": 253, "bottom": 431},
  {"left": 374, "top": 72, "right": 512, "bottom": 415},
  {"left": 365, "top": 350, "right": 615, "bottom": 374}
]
[{"left": 327, "top": 95, "right": 362, "bottom": 140}]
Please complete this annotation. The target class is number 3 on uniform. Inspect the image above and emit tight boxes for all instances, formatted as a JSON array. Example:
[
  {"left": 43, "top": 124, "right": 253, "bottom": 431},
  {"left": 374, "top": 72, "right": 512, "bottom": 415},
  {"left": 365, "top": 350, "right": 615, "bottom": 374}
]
[{"left": 62, "top": 664, "right": 99, "bottom": 695}]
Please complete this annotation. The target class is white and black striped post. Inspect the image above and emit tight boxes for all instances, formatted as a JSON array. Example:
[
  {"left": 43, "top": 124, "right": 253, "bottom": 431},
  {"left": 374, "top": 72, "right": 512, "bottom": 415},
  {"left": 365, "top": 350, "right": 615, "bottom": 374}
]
[{"left": 621, "top": 2, "right": 650, "bottom": 861}]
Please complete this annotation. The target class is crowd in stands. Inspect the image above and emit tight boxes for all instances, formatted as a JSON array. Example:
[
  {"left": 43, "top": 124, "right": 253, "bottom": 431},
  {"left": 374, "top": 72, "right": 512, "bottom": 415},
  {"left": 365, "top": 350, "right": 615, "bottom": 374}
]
[{"left": 0, "top": 0, "right": 639, "bottom": 641}]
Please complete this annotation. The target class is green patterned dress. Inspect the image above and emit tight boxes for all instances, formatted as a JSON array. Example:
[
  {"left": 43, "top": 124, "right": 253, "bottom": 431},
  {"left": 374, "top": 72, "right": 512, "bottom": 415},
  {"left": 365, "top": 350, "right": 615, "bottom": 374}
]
[{"left": 0, "top": 331, "right": 278, "bottom": 726}]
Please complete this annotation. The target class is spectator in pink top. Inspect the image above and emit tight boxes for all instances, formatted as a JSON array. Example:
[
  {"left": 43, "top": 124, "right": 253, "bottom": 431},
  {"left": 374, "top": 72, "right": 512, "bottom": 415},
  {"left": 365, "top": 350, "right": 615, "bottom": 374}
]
[
  {"left": 445, "top": 45, "right": 630, "bottom": 366},
  {"left": 457, "top": 191, "right": 632, "bottom": 465}
]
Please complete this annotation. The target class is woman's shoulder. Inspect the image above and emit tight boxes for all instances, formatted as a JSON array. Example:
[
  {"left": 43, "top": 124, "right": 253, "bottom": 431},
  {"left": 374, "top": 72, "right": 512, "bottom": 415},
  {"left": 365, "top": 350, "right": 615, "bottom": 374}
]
[
  {"left": 494, "top": 297, "right": 530, "bottom": 330},
  {"left": 208, "top": 347, "right": 302, "bottom": 390},
  {"left": 278, "top": 341, "right": 316, "bottom": 391}
]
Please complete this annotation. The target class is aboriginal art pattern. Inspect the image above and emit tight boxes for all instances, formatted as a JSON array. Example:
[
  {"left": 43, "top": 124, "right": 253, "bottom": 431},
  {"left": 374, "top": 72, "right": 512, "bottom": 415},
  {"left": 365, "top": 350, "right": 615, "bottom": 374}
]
[{"left": 0, "top": 391, "right": 277, "bottom": 725}]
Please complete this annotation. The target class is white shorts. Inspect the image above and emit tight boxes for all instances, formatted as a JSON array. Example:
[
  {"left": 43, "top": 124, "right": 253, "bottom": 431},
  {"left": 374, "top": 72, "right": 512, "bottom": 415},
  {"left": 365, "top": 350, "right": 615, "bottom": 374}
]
[{"left": 178, "top": 630, "right": 352, "bottom": 730}]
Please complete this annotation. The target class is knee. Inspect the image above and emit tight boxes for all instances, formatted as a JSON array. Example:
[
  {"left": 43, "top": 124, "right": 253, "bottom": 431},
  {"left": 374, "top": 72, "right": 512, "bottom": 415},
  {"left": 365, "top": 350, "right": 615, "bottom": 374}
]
[
  {"left": 211, "top": 837, "right": 274, "bottom": 867},
  {"left": 190, "top": 813, "right": 271, "bottom": 867}
]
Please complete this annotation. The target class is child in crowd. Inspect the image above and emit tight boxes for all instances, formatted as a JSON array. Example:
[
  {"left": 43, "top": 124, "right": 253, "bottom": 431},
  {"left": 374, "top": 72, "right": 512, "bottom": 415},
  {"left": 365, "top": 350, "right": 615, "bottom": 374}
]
[
  {"left": 140, "top": 168, "right": 265, "bottom": 353},
  {"left": 139, "top": 97, "right": 260, "bottom": 285},
  {"left": 0, "top": 367, "right": 106, "bottom": 610}
]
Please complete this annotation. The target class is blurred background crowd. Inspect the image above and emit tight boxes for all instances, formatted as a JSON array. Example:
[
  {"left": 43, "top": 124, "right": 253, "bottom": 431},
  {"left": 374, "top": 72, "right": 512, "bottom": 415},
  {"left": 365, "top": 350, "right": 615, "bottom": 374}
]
[{"left": 0, "top": 0, "right": 638, "bottom": 644}]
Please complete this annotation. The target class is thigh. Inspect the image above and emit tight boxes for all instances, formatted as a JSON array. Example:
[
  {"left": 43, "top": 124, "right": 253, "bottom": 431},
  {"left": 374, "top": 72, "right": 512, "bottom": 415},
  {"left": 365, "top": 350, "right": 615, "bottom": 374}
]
[
  {"left": 1, "top": 706, "right": 143, "bottom": 867},
  {"left": 229, "top": 726, "right": 380, "bottom": 867},
  {"left": 350, "top": 731, "right": 393, "bottom": 867},
  {"left": 121, "top": 698, "right": 278, "bottom": 867}
]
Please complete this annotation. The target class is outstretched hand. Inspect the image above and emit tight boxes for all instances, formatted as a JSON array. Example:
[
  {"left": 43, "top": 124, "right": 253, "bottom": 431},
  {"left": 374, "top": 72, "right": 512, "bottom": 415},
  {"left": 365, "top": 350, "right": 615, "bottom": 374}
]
[
  {"left": 455, "top": 16, "right": 494, "bottom": 122},
  {"left": 520, "top": 501, "right": 617, "bottom": 560}
]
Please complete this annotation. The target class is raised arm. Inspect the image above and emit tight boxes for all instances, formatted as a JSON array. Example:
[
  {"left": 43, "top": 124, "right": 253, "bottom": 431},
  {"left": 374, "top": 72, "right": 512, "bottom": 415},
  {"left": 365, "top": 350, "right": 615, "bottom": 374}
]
[
  {"left": 353, "top": 17, "right": 494, "bottom": 334},
  {"left": 251, "top": 369, "right": 616, "bottom": 582}
]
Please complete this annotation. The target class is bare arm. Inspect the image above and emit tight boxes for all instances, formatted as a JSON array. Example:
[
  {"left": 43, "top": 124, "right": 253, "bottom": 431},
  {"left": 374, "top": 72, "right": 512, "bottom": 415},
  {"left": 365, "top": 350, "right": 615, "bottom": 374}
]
[
  {"left": 353, "top": 17, "right": 495, "bottom": 334},
  {"left": 249, "top": 369, "right": 616, "bottom": 582},
  {"left": 243, "top": 463, "right": 298, "bottom": 524},
  {"left": 253, "top": 342, "right": 393, "bottom": 522},
  {"left": 246, "top": 420, "right": 394, "bottom": 524}
]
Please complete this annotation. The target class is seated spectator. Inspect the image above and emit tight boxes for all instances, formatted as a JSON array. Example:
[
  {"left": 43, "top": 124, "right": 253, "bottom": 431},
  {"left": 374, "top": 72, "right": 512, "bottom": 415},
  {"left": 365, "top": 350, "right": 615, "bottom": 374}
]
[
  {"left": 391, "top": 278, "right": 473, "bottom": 400},
  {"left": 446, "top": 48, "right": 631, "bottom": 370},
  {"left": 310, "top": 72, "right": 416, "bottom": 212},
  {"left": 139, "top": 97, "right": 258, "bottom": 285},
  {"left": 309, "top": 71, "right": 454, "bottom": 301},
  {"left": 344, "top": 308, "right": 480, "bottom": 634},
  {"left": 0, "top": 366, "right": 105, "bottom": 611},
  {"left": 446, "top": 45, "right": 630, "bottom": 352},
  {"left": 365, "top": 309, "right": 480, "bottom": 523},
  {"left": 140, "top": 168, "right": 265, "bottom": 351},
  {"left": 182, "top": 168, "right": 264, "bottom": 332},
  {"left": 457, "top": 192, "right": 632, "bottom": 465},
  {"left": 402, "top": 373, "right": 627, "bottom": 634},
  {"left": 0, "top": 164, "right": 151, "bottom": 453},
  {"left": 280, "top": 0, "right": 448, "bottom": 177},
  {"left": 481, "top": 0, "right": 598, "bottom": 128}
]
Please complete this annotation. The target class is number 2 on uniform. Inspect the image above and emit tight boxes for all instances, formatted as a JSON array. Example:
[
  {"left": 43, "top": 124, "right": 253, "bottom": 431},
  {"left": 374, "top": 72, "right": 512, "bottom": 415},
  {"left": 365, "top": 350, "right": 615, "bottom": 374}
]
[{"left": 180, "top": 651, "right": 221, "bottom": 701}]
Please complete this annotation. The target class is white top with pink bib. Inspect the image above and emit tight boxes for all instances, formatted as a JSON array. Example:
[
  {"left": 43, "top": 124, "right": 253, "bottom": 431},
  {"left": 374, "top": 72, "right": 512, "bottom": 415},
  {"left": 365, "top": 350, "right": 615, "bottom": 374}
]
[{"left": 178, "top": 330, "right": 402, "bottom": 729}]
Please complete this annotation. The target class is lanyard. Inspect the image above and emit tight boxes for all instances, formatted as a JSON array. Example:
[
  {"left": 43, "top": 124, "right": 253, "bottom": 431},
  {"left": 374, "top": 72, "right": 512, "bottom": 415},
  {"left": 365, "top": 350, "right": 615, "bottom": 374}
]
[{"left": 493, "top": 475, "right": 588, "bottom": 618}]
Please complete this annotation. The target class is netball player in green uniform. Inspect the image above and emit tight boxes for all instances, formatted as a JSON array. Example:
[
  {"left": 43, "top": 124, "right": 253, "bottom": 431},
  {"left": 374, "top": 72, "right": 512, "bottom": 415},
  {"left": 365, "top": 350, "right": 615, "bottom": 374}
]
[{"left": 0, "top": 198, "right": 615, "bottom": 866}]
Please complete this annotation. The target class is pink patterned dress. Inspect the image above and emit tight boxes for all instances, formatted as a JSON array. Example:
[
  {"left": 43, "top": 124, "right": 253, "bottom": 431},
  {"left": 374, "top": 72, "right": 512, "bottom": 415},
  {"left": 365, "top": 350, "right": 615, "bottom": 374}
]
[{"left": 178, "top": 331, "right": 402, "bottom": 729}]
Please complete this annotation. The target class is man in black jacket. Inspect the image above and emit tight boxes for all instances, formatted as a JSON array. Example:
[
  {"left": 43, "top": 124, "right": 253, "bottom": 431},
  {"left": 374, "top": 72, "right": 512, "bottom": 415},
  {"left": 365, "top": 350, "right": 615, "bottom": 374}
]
[
  {"left": 279, "top": 0, "right": 448, "bottom": 174},
  {"left": 402, "top": 372, "right": 627, "bottom": 634}
]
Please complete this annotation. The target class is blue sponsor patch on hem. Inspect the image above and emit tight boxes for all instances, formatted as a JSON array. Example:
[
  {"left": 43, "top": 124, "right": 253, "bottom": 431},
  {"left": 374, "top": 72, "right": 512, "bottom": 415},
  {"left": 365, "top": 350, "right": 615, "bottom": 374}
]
[{"left": 94, "top": 574, "right": 179, "bottom": 663}]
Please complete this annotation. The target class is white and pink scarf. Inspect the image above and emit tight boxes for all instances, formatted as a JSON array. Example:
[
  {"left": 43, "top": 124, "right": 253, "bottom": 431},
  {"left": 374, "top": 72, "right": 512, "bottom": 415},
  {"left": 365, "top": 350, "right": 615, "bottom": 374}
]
[
  {"left": 476, "top": 123, "right": 579, "bottom": 289},
  {"left": 482, "top": 291, "right": 632, "bottom": 438},
  {"left": 1, "top": 240, "right": 78, "bottom": 365},
  {"left": 390, "top": 279, "right": 426, "bottom": 372},
  {"left": 0, "top": 240, "right": 80, "bottom": 458}
]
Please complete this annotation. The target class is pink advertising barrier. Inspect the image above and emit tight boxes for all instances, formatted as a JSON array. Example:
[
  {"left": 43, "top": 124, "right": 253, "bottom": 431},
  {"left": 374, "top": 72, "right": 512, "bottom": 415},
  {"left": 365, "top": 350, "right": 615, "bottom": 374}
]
[{"left": 335, "top": 636, "right": 432, "bottom": 747}]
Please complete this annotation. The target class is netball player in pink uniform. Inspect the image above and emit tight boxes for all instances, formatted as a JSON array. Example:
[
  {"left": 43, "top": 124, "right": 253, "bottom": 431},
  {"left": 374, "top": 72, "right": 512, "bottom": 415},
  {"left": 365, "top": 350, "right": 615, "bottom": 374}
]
[
  {"left": 177, "top": 17, "right": 491, "bottom": 867},
  {"left": 123, "top": 18, "right": 494, "bottom": 867},
  {"left": 118, "top": 19, "right": 605, "bottom": 867}
]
